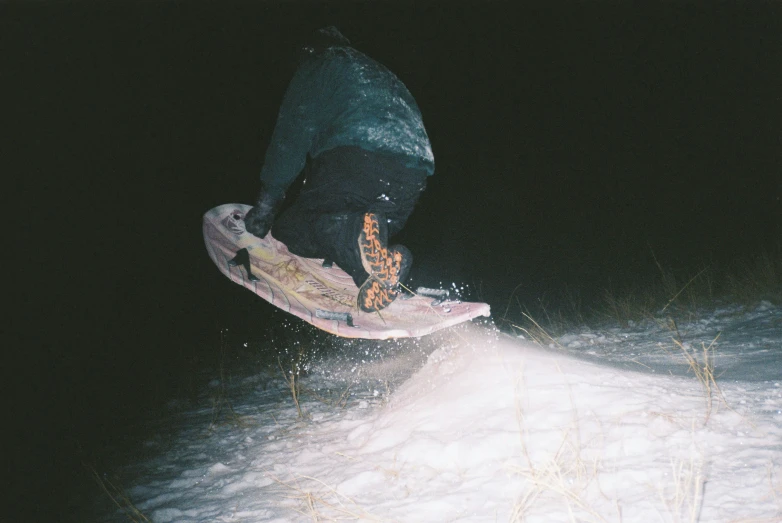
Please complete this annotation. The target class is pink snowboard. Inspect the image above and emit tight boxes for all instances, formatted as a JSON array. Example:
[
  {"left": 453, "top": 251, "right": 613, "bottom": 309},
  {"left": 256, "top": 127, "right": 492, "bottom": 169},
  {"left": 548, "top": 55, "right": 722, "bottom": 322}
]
[{"left": 203, "top": 204, "right": 491, "bottom": 339}]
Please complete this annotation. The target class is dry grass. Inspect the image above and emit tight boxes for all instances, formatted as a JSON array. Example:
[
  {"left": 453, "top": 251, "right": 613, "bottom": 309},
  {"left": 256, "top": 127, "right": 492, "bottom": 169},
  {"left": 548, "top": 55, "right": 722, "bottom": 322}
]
[
  {"left": 725, "top": 250, "right": 782, "bottom": 304},
  {"left": 506, "top": 247, "right": 780, "bottom": 338},
  {"left": 303, "top": 380, "right": 354, "bottom": 409},
  {"left": 509, "top": 389, "right": 713, "bottom": 522},
  {"left": 510, "top": 371, "right": 609, "bottom": 522},
  {"left": 507, "top": 357, "right": 721, "bottom": 522},
  {"left": 503, "top": 311, "right": 564, "bottom": 348},
  {"left": 84, "top": 462, "right": 150, "bottom": 522},
  {"left": 279, "top": 351, "right": 307, "bottom": 420},
  {"left": 499, "top": 285, "right": 584, "bottom": 346},
  {"left": 269, "top": 472, "right": 383, "bottom": 521},
  {"left": 600, "top": 287, "right": 656, "bottom": 327},
  {"left": 335, "top": 451, "right": 404, "bottom": 481},
  {"left": 208, "top": 331, "right": 254, "bottom": 431},
  {"left": 509, "top": 426, "right": 608, "bottom": 523},
  {"left": 500, "top": 284, "right": 569, "bottom": 347},
  {"left": 658, "top": 456, "right": 705, "bottom": 523},
  {"left": 671, "top": 336, "right": 721, "bottom": 424},
  {"left": 658, "top": 318, "right": 738, "bottom": 426}
]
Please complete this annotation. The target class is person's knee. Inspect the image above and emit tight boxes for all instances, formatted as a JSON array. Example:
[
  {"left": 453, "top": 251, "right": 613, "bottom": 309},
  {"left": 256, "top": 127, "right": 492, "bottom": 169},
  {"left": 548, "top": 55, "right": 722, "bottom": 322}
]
[{"left": 272, "top": 210, "right": 319, "bottom": 258}]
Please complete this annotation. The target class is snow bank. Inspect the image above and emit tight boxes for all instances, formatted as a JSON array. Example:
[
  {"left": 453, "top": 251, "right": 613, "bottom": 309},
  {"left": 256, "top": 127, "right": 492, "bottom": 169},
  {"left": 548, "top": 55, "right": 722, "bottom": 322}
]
[{"left": 102, "top": 312, "right": 782, "bottom": 521}]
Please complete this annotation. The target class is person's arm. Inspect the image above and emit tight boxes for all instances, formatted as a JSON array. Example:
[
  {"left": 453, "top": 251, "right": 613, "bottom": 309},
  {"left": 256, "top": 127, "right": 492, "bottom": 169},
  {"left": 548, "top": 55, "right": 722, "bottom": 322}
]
[
  {"left": 245, "top": 60, "right": 325, "bottom": 238},
  {"left": 259, "top": 61, "right": 323, "bottom": 194},
  {"left": 243, "top": 183, "right": 285, "bottom": 239}
]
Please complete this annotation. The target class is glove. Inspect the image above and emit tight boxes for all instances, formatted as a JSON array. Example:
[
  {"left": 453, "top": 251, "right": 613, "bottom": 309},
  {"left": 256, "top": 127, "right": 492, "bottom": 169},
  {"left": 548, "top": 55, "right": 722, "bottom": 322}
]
[{"left": 244, "top": 185, "right": 285, "bottom": 239}]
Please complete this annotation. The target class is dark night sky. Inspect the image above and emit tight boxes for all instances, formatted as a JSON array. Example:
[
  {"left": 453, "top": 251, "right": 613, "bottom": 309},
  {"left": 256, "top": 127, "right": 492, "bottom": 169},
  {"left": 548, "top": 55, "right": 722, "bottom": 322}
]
[{"left": 5, "top": 1, "right": 780, "bottom": 517}]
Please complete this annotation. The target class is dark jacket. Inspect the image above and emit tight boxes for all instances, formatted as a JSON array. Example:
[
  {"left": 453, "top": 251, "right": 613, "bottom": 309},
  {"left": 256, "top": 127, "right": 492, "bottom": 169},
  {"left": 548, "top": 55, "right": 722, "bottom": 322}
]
[{"left": 260, "top": 41, "right": 434, "bottom": 196}]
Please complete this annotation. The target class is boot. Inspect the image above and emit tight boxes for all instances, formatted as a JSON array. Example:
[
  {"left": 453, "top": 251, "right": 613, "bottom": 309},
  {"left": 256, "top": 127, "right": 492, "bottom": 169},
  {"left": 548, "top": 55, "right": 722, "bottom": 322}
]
[{"left": 356, "top": 212, "right": 412, "bottom": 313}]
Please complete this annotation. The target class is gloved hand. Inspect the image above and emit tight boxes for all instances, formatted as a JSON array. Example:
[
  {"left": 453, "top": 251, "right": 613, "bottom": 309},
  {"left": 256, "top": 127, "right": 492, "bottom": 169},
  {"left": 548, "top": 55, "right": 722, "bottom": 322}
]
[{"left": 244, "top": 185, "right": 285, "bottom": 239}]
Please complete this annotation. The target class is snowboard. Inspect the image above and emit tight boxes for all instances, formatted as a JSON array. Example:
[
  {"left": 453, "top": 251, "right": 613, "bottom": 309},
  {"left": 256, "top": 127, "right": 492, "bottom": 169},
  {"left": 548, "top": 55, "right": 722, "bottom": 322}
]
[{"left": 203, "top": 204, "right": 491, "bottom": 339}]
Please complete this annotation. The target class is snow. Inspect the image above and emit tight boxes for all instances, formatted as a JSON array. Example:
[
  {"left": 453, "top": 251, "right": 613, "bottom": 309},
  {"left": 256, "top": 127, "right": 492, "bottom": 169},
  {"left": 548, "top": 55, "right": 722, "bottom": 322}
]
[{"left": 95, "top": 304, "right": 782, "bottom": 521}]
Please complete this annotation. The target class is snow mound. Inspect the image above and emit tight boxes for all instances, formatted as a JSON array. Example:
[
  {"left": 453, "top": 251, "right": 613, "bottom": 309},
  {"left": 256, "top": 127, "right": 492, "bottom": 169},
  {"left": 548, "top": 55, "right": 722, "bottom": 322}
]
[{"left": 100, "top": 319, "right": 782, "bottom": 521}]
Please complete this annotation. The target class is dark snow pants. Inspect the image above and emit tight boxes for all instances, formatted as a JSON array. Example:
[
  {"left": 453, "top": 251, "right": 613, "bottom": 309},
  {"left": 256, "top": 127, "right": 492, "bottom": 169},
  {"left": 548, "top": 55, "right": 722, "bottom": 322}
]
[{"left": 271, "top": 146, "right": 428, "bottom": 287}]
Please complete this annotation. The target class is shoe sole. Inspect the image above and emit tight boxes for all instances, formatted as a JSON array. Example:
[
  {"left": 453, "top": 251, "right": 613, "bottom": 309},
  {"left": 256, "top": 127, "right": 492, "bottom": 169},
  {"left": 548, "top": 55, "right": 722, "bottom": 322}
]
[{"left": 357, "top": 213, "right": 411, "bottom": 312}]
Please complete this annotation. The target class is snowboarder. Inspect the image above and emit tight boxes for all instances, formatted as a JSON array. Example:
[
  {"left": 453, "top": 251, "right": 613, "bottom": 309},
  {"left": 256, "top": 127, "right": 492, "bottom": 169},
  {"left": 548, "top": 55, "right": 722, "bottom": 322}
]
[{"left": 244, "top": 26, "right": 435, "bottom": 313}]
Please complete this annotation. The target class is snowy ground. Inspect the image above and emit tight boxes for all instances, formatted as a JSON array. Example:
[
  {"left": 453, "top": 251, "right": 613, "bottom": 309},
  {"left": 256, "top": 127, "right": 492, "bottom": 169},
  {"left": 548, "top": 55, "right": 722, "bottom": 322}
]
[{"left": 94, "top": 302, "right": 782, "bottom": 522}]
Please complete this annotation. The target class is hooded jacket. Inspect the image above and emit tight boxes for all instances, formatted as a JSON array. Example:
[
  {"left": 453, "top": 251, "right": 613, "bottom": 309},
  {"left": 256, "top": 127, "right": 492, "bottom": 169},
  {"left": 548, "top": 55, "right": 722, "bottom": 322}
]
[{"left": 259, "top": 32, "right": 435, "bottom": 196}]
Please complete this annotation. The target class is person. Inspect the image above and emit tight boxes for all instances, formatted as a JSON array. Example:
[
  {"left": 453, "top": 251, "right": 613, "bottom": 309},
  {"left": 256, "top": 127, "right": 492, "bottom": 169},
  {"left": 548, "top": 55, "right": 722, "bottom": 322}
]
[{"left": 244, "top": 27, "right": 435, "bottom": 313}]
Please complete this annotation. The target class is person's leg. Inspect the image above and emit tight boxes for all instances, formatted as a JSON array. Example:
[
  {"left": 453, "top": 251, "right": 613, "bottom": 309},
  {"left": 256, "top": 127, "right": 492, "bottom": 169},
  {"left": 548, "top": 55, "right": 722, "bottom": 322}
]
[
  {"left": 271, "top": 146, "right": 427, "bottom": 310},
  {"left": 269, "top": 203, "right": 322, "bottom": 258},
  {"left": 355, "top": 211, "right": 413, "bottom": 312}
]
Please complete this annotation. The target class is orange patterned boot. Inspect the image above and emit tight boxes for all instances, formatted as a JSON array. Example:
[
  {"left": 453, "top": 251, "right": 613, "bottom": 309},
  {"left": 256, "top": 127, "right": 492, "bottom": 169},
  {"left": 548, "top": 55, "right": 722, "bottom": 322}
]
[{"left": 356, "top": 212, "right": 412, "bottom": 312}]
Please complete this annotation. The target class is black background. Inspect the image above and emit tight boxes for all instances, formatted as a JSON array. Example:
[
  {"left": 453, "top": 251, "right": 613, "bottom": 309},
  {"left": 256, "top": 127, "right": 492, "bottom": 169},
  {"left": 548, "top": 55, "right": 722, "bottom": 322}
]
[{"left": 5, "top": 1, "right": 780, "bottom": 518}]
